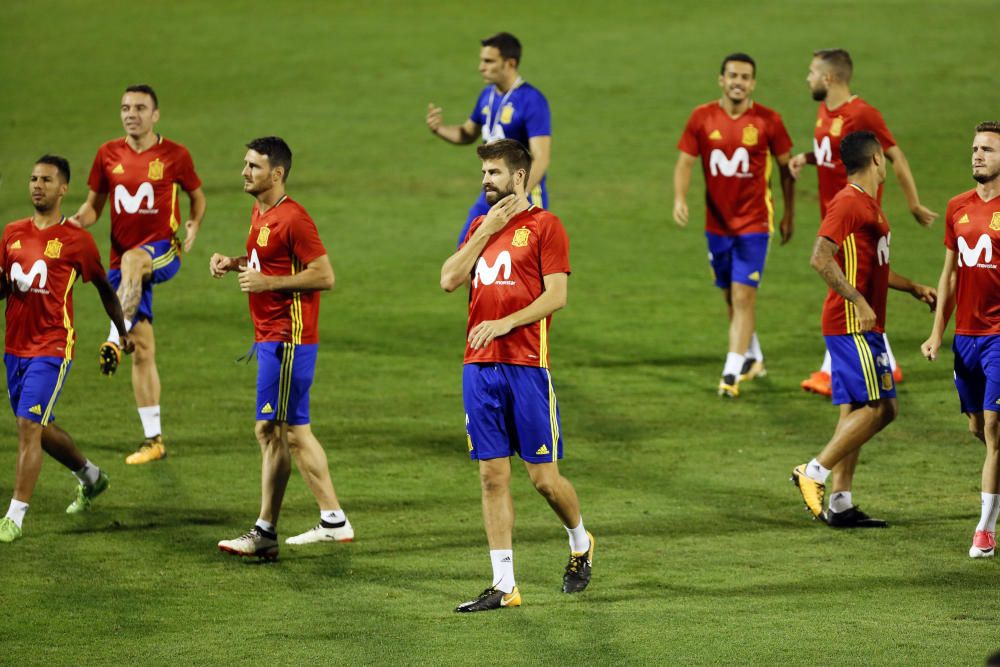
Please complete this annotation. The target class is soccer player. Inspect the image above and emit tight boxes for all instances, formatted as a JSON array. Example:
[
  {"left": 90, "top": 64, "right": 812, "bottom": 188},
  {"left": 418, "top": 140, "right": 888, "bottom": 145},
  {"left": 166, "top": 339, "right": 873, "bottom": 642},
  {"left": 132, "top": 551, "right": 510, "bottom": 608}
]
[
  {"left": 440, "top": 138, "right": 593, "bottom": 613},
  {"left": 71, "top": 84, "right": 206, "bottom": 464},
  {"left": 211, "top": 137, "right": 353, "bottom": 560},
  {"left": 427, "top": 32, "right": 551, "bottom": 247},
  {"left": 0, "top": 156, "right": 132, "bottom": 543},
  {"left": 921, "top": 122, "right": 1000, "bottom": 558},
  {"left": 789, "top": 49, "right": 938, "bottom": 397},
  {"left": 673, "top": 53, "right": 795, "bottom": 397},
  {"left": 791, "top": 132, "right": 935, "bottom": 528}
]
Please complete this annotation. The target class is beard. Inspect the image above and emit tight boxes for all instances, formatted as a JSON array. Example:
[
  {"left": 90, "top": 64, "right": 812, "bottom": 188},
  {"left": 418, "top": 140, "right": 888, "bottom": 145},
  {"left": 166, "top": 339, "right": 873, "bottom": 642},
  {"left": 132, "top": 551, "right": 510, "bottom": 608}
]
[
  {"left": 811, "top": 86, "right": 827, "bottom": 102},
  {"left": 484, "top": 185, "right": 514, "bottom": 205},
  {"left": 974, "top": 169, "right": 999, "bottom": 184}
]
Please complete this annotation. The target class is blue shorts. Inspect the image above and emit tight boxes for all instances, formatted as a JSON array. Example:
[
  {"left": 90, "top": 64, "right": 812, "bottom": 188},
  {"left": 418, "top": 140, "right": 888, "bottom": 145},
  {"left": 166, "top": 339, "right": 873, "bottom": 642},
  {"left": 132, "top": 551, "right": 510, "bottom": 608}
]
[
  {"left": 825, "top": 332, "right": 896, "bottom": 405},
  {"left": 953, "top": 334, "right": 1000, "bottom": 413},
  {"left": 463, "top": 363, "right": 563, "bottom": 464},
  {"left": 256, "top": 342, "right": 317, "bottom": 425},
  {"left": 456, "top": 182, "right": 548, "bottom": 248},
  {"left": 705, "top": 232, "right": 770, "bottom": 289},
  {"left": 108, "top": 239, "right": 181, "bottom": 324},
  {"left": 4, "top": 354, "right": 71, "bottom": 426}
]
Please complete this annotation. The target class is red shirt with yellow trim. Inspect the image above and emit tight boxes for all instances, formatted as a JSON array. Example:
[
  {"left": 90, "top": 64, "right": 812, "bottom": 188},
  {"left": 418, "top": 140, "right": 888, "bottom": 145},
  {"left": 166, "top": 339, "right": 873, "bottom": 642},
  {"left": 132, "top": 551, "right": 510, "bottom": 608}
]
[
  {"left": 819, "top": 185, "right": 892, "bottom": 335},
  {"left": 462, "top": 207, "right": 570, "bottom": 367},
  {"left": 813, "top": 97, "right": 896, "bottom": 218},
  {"left": 678, "top": 101, "right": 793, "bottom": 236},
  {"left": 87, "top": 136, "right": 201, "bottom": 268},
  {"left": 944, "top": 188, "right": 1000, "bottom": 335},
  {"left": 1, "top": 218, "right": 106, "bottom": 358},
  {"left": 246, "top": 196, "right": 327, "bottom": 344}
]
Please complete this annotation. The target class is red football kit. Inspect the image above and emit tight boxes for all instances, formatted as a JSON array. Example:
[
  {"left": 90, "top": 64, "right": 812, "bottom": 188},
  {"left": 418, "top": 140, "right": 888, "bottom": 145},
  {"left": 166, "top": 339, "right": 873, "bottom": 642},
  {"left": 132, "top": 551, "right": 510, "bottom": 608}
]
[
  {"left": 813, "top": 97, "right": 896, "bottom": 217},
  {"left": 246, "top": 196, "right": 327, "bottom": 345},
  {"left": 1, "top": 218, "right": 106, "bottom": 358},
  {"left": 678, "top": 101, "right": 793, "bottom": 236},
  {"left": 944, "top": 189, "right": 1000, "bottom": 335},
  {"left": 819, "top": 185, "right": 892, "bottom": 335},
  {"left": 462, "top": 207, "right": 570, "bottom": 367},
  {"left": 87, "top": 136, "right": 201, "bottom": 268}
]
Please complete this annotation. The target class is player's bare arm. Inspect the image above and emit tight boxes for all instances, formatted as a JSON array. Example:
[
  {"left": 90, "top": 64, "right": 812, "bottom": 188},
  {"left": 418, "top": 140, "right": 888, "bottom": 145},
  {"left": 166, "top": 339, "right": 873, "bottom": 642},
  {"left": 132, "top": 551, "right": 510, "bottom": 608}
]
[
  {"left": 921, "top": 249, "right": 958, "bottom": 361},
  {"left": 525, "top": 136, "right": 551, "bottom": 194},
  {"left": 884, "top": 145, "right": 938, "bottom": 227},
  {"left": 93, "top": 274, "right": 134, "bottom": 354},
  {"left": 427, "top": 104, "right": 480, "bottom": 145},
  {"left": 440, "top": 194, "right": 520, "bottom": 291},
  {"left": 788, "top": 151, "right": 816, "bottom": 180},
  {"left": 209, "top": 253, "right": 247, "bottom": 278},
  {"left": 672, "top": 151, "right": 697, "bottom": 227},
  {"left": 888, "top": 269, "right": 937, "bottom": 311},
  {"left": 468, "top": 272, "right": 568, "bottom": 350},
  {"left": 238, "top": 254, "right": 334, "bottom": 294},
  {"left": 776, "top": 151, "right": 795, "bottom": 244},
  {"left": 69, "top": 189, "right": 107, "bottom": 228},
  {"left": 182, "top": 187, "right": 207, "bottom": 253},
  {"left": 810, "top": 236, "right": 876, "bottom": 331}
]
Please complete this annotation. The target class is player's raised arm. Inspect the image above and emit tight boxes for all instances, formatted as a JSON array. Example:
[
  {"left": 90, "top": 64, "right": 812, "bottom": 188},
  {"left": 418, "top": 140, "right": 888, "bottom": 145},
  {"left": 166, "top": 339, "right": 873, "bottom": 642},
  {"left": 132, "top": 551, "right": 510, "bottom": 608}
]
[
  {"left": 427, "top": 103, "right": 480, "bottom": 145},
  {"left": 921, "top": 249, "right": 958, "bottom": 361},
  {"left": 238, "top": 254, "right": 334, "bottom": 294},
  {"left": 884, "top": 145, "right": 938, "bottom": 227},
  {"left": 672, "top": 151, "right": 697, "bottom": 227},
  {"left": 70, "top": 189, "right": 106, "bottom": 228},
  {"left": 441, "top": 194, "right": 519, "bottom": 292},
  {"left": 776, "top": 152, "right": 795, "bottom": 244},
  {"left": 182, "top": 187, "right": 207, "bottom": 252}
]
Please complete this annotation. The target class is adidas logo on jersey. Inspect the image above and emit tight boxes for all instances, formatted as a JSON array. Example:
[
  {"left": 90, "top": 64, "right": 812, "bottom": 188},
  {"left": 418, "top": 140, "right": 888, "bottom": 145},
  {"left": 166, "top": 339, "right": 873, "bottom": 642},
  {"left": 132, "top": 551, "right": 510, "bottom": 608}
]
[
  {"left": 10, "top": 240, "right": 20, "bottom": 250},
  {"left": 112, "top": 164, "right": 125, "bottom": 174},
  {"left": 260, "top": 403, "right": 274, "bottom": 414},
  {"left": 535, "top": 444, "right": 550, "bottom": 455},
  {"left": 957, "top": 214, "right": 970, "bottom": 225},
  {"left": 709, "top": 129, "right": 722, "bottom": 140},
  {"left": 28, "top": 405, "right": 42, "bottom": 415}
]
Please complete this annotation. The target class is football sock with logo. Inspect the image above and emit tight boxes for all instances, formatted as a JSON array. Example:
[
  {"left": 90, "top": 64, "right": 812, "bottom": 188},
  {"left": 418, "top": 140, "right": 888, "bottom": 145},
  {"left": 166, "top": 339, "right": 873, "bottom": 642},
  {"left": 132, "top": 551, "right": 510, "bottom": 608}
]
[
  {"left": 490, "top": 549, "right": 515, "bottom": 594},
  {"left": 805, "top": 458, "right": 831, "bottom": 483},
  {"left": 722, "top": 352, "right": 745, "bottom": 378},
  {"left": 5, "top": 499, "right": 28, "bottom": 528},
  {"left": 138, "top": 406, "right": 161, "bottom": 439},
  {"left": 828, "top": 491, "right": 853, "bottom": 514},
  {"left": 255, "top": 519, "right": 277, "bottom": 538},
  {"left": 820, "top": 351, "right": 832, "bottom": 375},
  {"left": 107, "top": 319, "right": 133, "bottom": 346},
  {"left": 72, "top": 460, "right": 100, "bottom": 487},
  {"left": 746, "top": 333, "right": 763, "bottom": 362},
  {"left": 565, "top": 518, "right": 590, "bottom": 553},
  {"left": 320, "top": 509, "right": 346, "bottom": 527},
  {"left": 976, "top": 493, "right": 1000, "bottom": 532},
  {"left": 882, "top": 333, "right": 898, "bottom": 372}
]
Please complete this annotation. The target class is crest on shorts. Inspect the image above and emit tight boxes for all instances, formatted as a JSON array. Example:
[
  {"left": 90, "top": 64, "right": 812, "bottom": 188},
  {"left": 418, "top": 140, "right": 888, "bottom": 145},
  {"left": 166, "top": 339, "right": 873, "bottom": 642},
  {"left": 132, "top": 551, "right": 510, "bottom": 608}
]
[
  {"left": 742, "top": 124, "right": 759, "bottom": 146},
  {"left": 500, "top": 104, "right": 514, "bottom": 124},
  {"left": 257, "top": 225, "right": 270, "bottom": 247},
  {"left": 990, "top": 212, "right": 1000, "bottom": 231},
  {"left": 511, "top": 227, "right": 530, "bottom": 247},
  {"left": 466, "top": 434, "right": 474, "bottom": 452},
  {"left": 881, "top": 372, "right": 893, "bottom": 391},
  {"left": 44, "top": 239, "right": 62, "bottom": 259},
  {"left": 830, "top": 117, "right": 844, "bottom": 137},
  {"left": 147, "top": 158, "right": 164, "bottom": 181}
]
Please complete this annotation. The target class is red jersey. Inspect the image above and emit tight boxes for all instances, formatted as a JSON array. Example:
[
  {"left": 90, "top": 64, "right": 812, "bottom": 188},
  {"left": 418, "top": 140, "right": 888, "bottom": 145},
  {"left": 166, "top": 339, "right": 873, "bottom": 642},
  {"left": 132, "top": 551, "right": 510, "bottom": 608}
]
[
  {"left": 1, "top": 218, "right": 106, "bottom": 359},
  {"left": 819, "top": 185, "right": 892, "bottom": 335},
  {"left": 246, "top": 196, "right": 327, "bottom": 345},
  {"left": 944, "top": 189, "right": 1000, "bottom": 335},
  {"left": 463, "top": 207, "right": 570, "bottom": 367},
  {"left": 678, "top": 101, "right": 793, "bottom": 236},
  {"left": 87, "top": 136, "right": 201, "bottom": 268},
  {"left": 813, "top": 97, "right": 896, "bottom": 217}
]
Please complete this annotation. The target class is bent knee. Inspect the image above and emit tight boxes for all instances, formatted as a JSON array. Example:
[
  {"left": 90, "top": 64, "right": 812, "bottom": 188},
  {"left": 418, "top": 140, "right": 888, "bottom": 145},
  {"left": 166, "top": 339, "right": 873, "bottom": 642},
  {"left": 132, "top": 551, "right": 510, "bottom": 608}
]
[
  {"left": 120, "top": 248, "right": 153, "bottom": 277},
  {"left": 254, "top": 421, "right": 276, "bottom": 444}
]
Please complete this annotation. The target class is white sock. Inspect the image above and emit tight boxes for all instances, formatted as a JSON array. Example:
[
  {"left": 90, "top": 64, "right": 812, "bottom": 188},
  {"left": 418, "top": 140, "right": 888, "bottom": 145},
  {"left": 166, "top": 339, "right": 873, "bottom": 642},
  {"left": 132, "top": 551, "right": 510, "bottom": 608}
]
[
  {"left": 138, "top": 406, "right": 161, "bottom": 439},
  {"left": 489, "top": 549, "right": 515, "bottom": 593},
  {"left": 805, "top": 458, "right": 831, "bottom": 483},
  {"left": 72, "top": 460, "right": 100, "bottom": 486},
  {"left": 828, "top": 491, "right": 853, "bottom": 513},
  {"left": 255, "top": 518, "right": 276, "bottom": 535},
  {"left": 107, "top": 319, "right": 132, "bottom": 345},
  {"left": 746, "top": 333, "right": 763, "bottom": 362},
  {"left": 722, "top": 352, "right": 745, "bottom": 378},
  {"left": 320, "top": 509, "right": 346, "bottom": 526},
  {"left": 565, "top": 518, "right": 590, "bottom": 553},
  {"left": 820, "top": 350, "right": 832, "bottom": 374},
  {"left": 977, "top": 493, "right": 1000, "bottom": 532},
  {"left": 883, "top": 333, "right": 898, "bottom": 371},
  {"left": 5, "top": 499, "right": 28, "bottom": 528}
]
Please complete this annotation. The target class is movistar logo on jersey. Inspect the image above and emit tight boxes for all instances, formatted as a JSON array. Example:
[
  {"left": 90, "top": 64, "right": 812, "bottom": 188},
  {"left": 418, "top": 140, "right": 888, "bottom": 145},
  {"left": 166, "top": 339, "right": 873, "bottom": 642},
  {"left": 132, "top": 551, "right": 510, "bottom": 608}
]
[
  {"left": 957, "top": 234, "right": 996, "bottom": 269},
  {"left": 876, "top": 232, "right": 891, "bottom": 267},
  {"left": 814, "top": 136, "right": 834, "bottom": 168},
  {"left": 10, "top": 259, "right": 48, "bottom": 293},
  {"left": 248, "top": 248, "right": 261, "bottom": 272},
  {"left": 473, "top": 251, "right": 513, "bottom": 287},
  {"left": 114, "top": 182, "right": 157, "bottom": 214},
  {"left": 708, "top": 148, "right": 750, "bottom": 177}
]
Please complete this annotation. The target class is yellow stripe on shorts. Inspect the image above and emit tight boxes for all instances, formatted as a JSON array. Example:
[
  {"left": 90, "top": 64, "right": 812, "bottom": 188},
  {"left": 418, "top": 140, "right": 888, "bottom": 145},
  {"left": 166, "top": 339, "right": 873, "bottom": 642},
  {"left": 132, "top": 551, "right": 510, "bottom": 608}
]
[{"left": 852, "top": 333, "right": 880, "bottom": 401}]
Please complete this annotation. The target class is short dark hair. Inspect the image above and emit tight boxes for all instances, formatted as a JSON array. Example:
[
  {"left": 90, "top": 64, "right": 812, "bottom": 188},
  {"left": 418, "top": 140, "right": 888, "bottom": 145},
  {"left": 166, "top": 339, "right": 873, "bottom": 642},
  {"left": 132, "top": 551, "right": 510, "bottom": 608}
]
[
  {"left": 720, "top": 52, "right": 756, "bottom": 77},
  {"left": 976, "top": 121, "right": 1000, "bottom": 136},
  {"left": 481, "top": 32, "right": 521, "bottom": 66},
  {"left": 35, "top": 154, "right": 71, "bottom": 183},
  {"left": 246, "top": 136, "right": 293, "bottom": 182},
  {"left": 814, "top": 48, "right": 853, "bottom": 83},
  {"left": 125, "top": 84, "right": 159, "bottom": 109},
  {"left": 477, "top": 138, "right": 532, "bottom": 182},
  {"left": 840, "top": 131, "right": 882, "bottom": 175}
]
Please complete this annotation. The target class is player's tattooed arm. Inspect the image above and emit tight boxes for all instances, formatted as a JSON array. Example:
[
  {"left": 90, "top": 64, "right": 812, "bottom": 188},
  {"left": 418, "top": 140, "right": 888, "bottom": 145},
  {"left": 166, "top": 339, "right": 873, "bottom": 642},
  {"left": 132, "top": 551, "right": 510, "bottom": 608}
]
[{"left": 810, "top": 236, "right": 876, "bottom": 330}]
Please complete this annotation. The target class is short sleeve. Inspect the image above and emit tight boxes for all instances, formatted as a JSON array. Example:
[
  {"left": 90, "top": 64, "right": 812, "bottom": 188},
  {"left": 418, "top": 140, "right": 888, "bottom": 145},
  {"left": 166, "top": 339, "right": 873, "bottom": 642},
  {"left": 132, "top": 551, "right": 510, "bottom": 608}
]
[
  {"left": 523, "top": 90, "right": 551, "bottom": 138},
  {"left": 75, "top": 231, "right": 107, "bottom": 283},
  {"left": 943, "top": 198, "right": 959, "bottom": 251},
  {"left": 174, "top": 147, "right": 202, "bottom": 192},
  {"left": 861, "top": 104, "right": 896, "bottom": 151},
  {"left": 677, "top": 110, "right": 701, "bottom": 157},
  {"left": 817, "top": 194, "right": 857, "bottom": 246},
  {"left": 469, "top": 89, "right": 488, "bottom": 126},
  {"left": 769, "top": 112, "right": 794, "bottom": 156},
  {"left": 289, "top": 211, "right": 327, "bottom": 266},
  {"left": 539, "top": 215, "right": 571, "bottom": 276},
  {"left": 87, "top": 145, "right": 108, "bottom": 194},
  {"left": 460, "top": 216, "right": 485, "bottom": 250}
]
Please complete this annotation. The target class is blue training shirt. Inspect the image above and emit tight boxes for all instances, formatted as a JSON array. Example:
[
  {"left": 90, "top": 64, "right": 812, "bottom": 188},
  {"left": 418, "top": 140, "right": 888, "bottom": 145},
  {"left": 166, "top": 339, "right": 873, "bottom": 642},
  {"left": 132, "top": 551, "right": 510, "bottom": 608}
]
[{"left": 470, "top": 79, "right": 551, "bottom": 145}]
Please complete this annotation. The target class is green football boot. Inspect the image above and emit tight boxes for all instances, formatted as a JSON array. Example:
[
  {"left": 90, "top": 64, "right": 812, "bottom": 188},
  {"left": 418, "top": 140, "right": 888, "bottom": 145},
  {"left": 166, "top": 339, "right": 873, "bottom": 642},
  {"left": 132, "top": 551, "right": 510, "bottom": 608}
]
[
  {"left": 66, "top": 471, "right": 110, "bottom": 514},
  {"left": 0, "top": 517, "right": 22, "bottom": 543}
]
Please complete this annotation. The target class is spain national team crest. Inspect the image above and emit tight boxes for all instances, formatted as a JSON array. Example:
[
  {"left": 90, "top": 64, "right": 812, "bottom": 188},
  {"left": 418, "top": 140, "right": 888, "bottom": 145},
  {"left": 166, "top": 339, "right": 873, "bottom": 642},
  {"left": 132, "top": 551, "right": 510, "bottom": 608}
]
[
  {"left": 257, "top": 225, "right": 270, "bottom": 247},
  {"left": 830, "top": 117, "right": 844, "bottom": 137},
  {"left": 742, "top": 124, "right": 758, "bottom": 146},
  {"left": 881, "top": 372, "right": 893, "bottom": 391},
  {"left": 500, "top": 104, "right": 514, "bottom": 124},
  {"left": 44, "top": 238, "right": 62, "bottom": 259},
  {"left": 511, "top": 227, "right": 530, "bottom": 247},
  {"left": 147, "top": 158, "right": 164, "bottom": 181},
  {"left": 990, "top": 212, "right": 1000, "bottom": 231}
]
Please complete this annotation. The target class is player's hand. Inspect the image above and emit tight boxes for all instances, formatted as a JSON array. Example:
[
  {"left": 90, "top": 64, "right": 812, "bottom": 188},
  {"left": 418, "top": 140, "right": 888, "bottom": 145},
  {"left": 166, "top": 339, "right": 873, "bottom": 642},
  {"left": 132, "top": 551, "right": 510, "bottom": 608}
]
[
  {"left": 480, "top": 194, "right": 518, "bottom": 235},
  {"left": 426, "top": 103, "right": 443, "bottom": 134},
  {"left": 854, "top": 298, "right": 877, "bottom": 332},
  {"left": 779, "top": 214, "right": 794, "bottom": 245},
  {"left": 921, "top": 336, "right": 941, "bottom": 361},
  {"left": 119, "top": 333, "right": 135, "bottom": 355},
  {"left": 238, "top": 266, "right": 271, "bottom": 293},
  {"left": 911, "top": 204, "right": 939, "bottom": 228},
  {"left": 788, "top": 153, "right": 808, "bottom": 180},
  {"left": 209, "top": 253, "right": 233, "bottom": 278},
  {"left": 468, "top": 318, "right": 513, "bottom": 350},
  {"left": 911, "top": 284, "right": 937, "bottom": 311},
  {"left": 182, "top": 219, "right": 199, "bottom": 252},
  {"left": 672, "top": 200, "right": 689, "bottom": 227}
]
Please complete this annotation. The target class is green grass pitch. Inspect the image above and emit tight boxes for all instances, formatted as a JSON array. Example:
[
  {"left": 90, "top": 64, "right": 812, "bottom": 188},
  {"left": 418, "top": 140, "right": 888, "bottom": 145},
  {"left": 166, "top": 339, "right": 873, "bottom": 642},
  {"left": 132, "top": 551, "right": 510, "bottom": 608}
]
[{"left": 1, "top": 0, "right": 999, "bottom": 664}]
